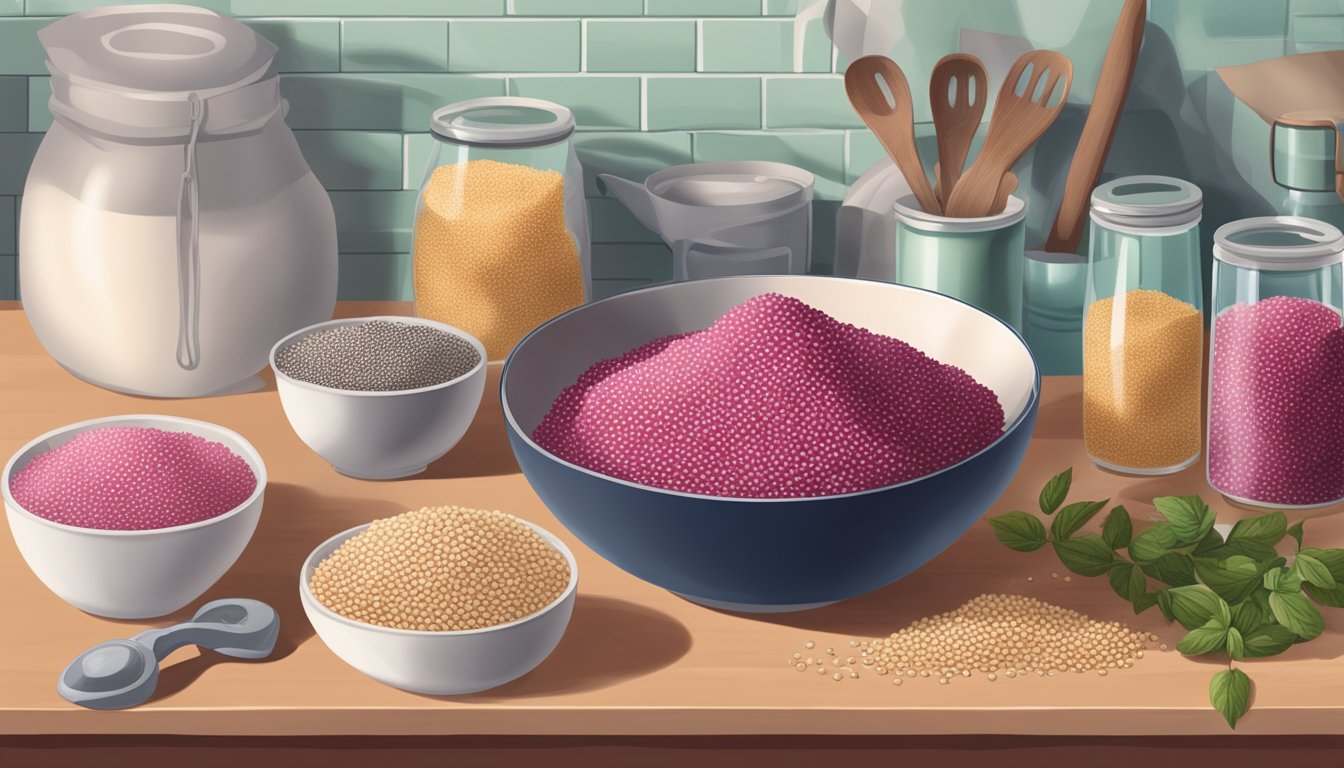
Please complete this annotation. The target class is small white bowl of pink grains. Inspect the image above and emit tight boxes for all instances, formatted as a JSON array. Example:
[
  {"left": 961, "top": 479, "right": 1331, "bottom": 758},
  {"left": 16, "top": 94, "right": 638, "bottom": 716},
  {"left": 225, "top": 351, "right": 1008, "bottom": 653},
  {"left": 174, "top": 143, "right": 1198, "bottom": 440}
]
[
  {"left": 3, "top": 415, "right": 265, "bottom": 619},
  {"left": 270, "top": 316, "right": 487, "bottom": 480},
  {"left": 300, "top": 505, "right": 577, "bottom": 695}
]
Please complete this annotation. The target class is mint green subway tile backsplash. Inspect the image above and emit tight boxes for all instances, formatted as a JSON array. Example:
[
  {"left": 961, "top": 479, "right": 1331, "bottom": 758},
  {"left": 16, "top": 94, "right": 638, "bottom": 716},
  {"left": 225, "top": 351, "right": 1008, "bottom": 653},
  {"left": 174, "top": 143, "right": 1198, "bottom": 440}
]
[
  {"left": 450, "top": 20, "right": 580, "bottom": 73},
  {"left": 700, "top": 18, "right": 830, "bottom": 73},
  {"left": 646, "top": 77, "right": 761, "bottom": 131},
  {"left": 586, "top": 198, "right": 663, "bottom": 243},
  {"left": 585, "top": 20, "right": 696, "bottom": 73},
  {"left": 342, "top": 19, "right": 448, "bottom": 72},
  {"left": 507, "top": 76, "right": 640, "bottom": 130},
  {"left": 572, "top": 131, "right": 694, "bottom": 195},
  {"left": 693, "top": 130, "right": 846, "bottom": 200},
  {"left": 765, "top": 77, "right": 863, "bottom": 129},
  {"left": 338, "top": 253, "right": 413, "bottom": 301},
  {"left": 510, "top": 0, "right": 643, "bottom": 15},
  {"left": 26, "top": 1, "right": 230, "bottom": 12},
  {"left": 0, "top": 133, "right": 40, "bottom": 196},
  {"left": 27, "top": 77, "right": 50, "bottom": 132},
  {"left": 0, "top": 196, "right": 14, "bottom": 255},
  {"left": 294, "top": 131, "right": 404, "bottom": 191},
  {"left": 329, "top": 190, "right": 419, "bottom": 254},
  {"left": 0, "top": 1, "right": 20, "bottom": 15},
  {"left": 281, "top": 74, "right": 505, "bottom": 131},
  {"left": 646, "top": 0, "right": 761, "bottom": 16},
  {"left": 591, "top": 243, "right": 675, "bottom": 282},
  {"left": 231, "top": 1, "right": 505, "bottom": 16},
  {"left": 0, "top": 254, "right": 15, "bottom": 301},
  {"left": 0, "top": 17, "right": 51, "bottom": 75},
  {"left": 0, "top": 77, "right": 26, "bottom": 132},
  {"left": 244, "top": 19, "right": 340, "bottom": 73}
]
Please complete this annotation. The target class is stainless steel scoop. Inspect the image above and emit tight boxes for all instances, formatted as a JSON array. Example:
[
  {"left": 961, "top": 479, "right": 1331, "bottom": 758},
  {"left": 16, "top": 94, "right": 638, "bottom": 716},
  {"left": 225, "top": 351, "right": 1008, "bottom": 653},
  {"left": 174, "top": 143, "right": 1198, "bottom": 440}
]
[{"left": 58, "top": 598, "right": 279, "bottom": 710}]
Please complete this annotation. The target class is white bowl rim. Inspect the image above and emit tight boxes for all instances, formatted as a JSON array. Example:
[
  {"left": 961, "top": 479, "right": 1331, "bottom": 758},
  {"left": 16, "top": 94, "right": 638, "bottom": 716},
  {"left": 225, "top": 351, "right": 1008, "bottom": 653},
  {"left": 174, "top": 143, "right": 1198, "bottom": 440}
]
[
  {"left": 2, "top": 414, "right": 267, "bottom": 537},
  {"left": 500, "top": 274, "right": 1042, "bottom": 504},
  {"left": 300, "top": 516, "right": 579, "bottom": 638},
  {"left": 269, "top": 315, "right": 488, "bottom": 398}
]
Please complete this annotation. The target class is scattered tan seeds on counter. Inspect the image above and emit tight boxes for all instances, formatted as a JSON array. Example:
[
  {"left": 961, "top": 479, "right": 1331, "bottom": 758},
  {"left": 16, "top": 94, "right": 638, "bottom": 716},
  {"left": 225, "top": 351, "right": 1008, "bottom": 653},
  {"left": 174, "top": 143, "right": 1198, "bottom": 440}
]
[
  {"left": 805, "top": 641, "right": 815, "bottom": 649},
  {"left": 1064, "top": 576, "right": 1072, "bottom": 583},
  {"left": 795, "top": 663, "right": 807, "bottom": 672},
  {"left": 308, "top": 506, "right": 570, "bottom": 632}
]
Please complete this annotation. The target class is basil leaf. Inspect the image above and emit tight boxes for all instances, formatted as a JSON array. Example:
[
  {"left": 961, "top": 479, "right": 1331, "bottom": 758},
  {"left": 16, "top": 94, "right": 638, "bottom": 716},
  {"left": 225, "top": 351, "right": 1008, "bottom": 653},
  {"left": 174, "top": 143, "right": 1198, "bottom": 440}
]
[
  {"left": 1287, "top": 520, "right": 1304, "bottom": 550},
  {"left": 1263, "top": 567, "right": 1302, "bottom": 594},
  {"left": 1142, "top": 553, "right": 1198, "bottom": 587},
  {"left": 1229, "top": 600, "right": 1266, "bottom": 634},
  {"left": 1193, "top": 527, "right": 1225, "bottom": 556},
  {"left": 1039, "top": 468, "right": 1072, "bottom": 515},
  {"left": 1177, "top": 620, "right": 1228, "bottom": 655},
  {"left": 1294, "top": 553, "right": 1337, "bottom": 589},
  {"left": 1227, "top": 511, "right": 1287, "bottom": 547},
  {"left": 1194, "top": 556, "right": 1264, "bottom": 605},
  {"left": 1242, "top": 623, "right": 1297, "bottom": 658},
  {"left": 1051, "top": 499, "right": 1108, "bottom": 542},
  {"left": 1053, "top": 535, "right": 1117, "bottom": 577},
  {"left": 1304, "top": 582, "right": 1344, "bottom": 608},
  {"left": 1107, "top": 562, "right": 1146, "bottom": 602},
  {"left": 1210, "top": 668, "right": 1253, "bottom": 729},
  {"left": 1165, "top": 585, "right": 1230, "bottom": 631},
  {"left": 1133, "top": 591, "right": 1159, "bottom": 615},
  {"left": 1102, "top": 506, "right": 1132, "bottom": 549},
  {"left": 1268, "top": 592, "right": 1325, "bottom": 640},
  {"left": 1156, "top": 589, "right": 1175, "bottom": 621},
  {"left": 988, "top": 511, "right": 1047, "bottom": 552},
  {"left": 1129, "top": 522, "right": 1179, "bottom": 564},
  {"left": 1153, "top": 495, "right": 1215, "bottom": 544},
  {"left": 1300, "top": 547, "right": 1344, "bottom": 583},
  {"left": 1225, "top": 627, "right": 1246, "bottom": 660},
  {"left": 1199, "top": 539, "right": 1280, "bottom": 563}
]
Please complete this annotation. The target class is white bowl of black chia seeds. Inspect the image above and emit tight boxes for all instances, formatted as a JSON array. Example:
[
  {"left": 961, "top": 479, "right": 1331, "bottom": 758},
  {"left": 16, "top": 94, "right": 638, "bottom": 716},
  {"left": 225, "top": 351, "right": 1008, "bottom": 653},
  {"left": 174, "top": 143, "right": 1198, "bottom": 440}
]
[{"left": 270, "top": 316, "right": 487, "bottom": 479}]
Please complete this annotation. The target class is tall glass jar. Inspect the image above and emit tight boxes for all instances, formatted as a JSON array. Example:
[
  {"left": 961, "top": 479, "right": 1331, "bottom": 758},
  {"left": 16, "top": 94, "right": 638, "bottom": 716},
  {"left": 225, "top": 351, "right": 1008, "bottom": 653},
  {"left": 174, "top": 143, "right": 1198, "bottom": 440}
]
[
  {"left": 1208, "top": 216, "right": 1344, "bottom": 509},
  {"left": 1083, "top": 176, "right": 1204, "bottom": 475},
  {"left": 412, "top": 97, "right": 591, "bottom": 361}
]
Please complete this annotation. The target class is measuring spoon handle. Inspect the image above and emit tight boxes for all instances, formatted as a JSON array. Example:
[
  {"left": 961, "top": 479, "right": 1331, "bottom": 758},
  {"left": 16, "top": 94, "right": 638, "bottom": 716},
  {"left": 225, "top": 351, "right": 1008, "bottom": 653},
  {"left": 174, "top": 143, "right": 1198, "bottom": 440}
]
[{"left": 132, "top": 599, "right": 280, "bottom": 661}]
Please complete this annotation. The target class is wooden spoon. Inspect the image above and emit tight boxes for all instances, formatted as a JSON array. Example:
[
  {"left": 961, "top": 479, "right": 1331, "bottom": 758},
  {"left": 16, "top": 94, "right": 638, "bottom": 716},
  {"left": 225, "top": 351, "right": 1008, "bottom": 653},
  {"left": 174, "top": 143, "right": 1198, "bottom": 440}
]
[
  {"left": 935, "top": 165, "right": 1018, "bottom": 216},
  {"left": 1043, "top": 0, "right": 1146, "bottom": 254},
  {"left": 945, "top": 50, "right": 1073, "bottom": 218},
  {"left": 930, "top": 53, "right": 987, "bottom": 210},
  {"left": 845, "top": 55, "right": 942, "bottom": 215}
]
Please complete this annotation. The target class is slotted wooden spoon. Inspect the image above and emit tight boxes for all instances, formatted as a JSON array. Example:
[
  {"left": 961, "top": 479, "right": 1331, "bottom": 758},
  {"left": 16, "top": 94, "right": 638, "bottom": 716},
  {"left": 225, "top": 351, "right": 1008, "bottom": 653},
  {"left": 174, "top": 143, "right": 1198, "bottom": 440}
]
[
  {"left": 945, "top": 50, "right": 1073, "bottom": 218},
  {"left": 935, "top": 165, "right": 1019, "bottom": 216},
  {"left": 845, "top": 55, "right": 942, "bottom": 215},
  {"left": 930, "top": 53, "right": 987, "bottom": 209}
]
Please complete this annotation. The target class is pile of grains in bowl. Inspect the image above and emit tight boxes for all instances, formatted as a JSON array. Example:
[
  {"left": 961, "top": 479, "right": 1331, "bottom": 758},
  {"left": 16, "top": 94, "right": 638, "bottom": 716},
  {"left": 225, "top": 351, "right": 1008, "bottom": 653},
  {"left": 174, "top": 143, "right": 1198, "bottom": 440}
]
[
  {"left": 309, "top": 506, "right": 571, "bottom": 632},
  {"left": 8, "top": 426, "right": 257, "bottom": 531},
  {"left": 532, "top": 292, "right": 1006, "bottom": 499},
  {"left": 275, "top": 320, "right": 481, "bottom": 392},
  {"left": 788, "top": 594, "right": 1155, "bottom": 684}
]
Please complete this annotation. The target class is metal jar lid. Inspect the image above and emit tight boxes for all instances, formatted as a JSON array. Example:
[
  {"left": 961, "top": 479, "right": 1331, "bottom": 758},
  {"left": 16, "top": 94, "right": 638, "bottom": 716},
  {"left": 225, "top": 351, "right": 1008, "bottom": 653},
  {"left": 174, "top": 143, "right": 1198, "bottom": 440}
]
[
  {"left": 430, "top": 97, "right": 575, "bottom": 148},
  {"left": 1214, "top": 216, "right": 1344, "bottom": 272},
  {"left": 38, "top": 4, "right": 280, "bottom": 139},
  {"left": 1089, "top": 175, "right": 1203, "bottom": 231}
]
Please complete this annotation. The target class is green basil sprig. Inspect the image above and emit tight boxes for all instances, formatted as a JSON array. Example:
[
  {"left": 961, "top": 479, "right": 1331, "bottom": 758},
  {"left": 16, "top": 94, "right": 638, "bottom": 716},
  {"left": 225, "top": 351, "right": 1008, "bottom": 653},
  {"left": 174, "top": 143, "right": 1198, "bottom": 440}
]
[{"left": 987, "top": 468, "right": 1344, "bottom": 730}]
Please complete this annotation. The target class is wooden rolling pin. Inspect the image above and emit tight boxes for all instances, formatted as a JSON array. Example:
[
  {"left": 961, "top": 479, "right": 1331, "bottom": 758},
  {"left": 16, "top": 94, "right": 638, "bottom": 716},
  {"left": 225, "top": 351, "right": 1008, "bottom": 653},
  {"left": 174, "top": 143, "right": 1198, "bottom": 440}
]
[{"left": 1042, "top": 0, "right": 1146, "bottom": 254}]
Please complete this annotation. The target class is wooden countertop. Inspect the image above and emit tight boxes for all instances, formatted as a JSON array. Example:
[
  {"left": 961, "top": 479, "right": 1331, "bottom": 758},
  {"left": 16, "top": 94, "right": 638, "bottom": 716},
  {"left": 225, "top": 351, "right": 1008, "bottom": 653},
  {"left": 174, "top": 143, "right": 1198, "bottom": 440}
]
[{"left": 1, "top": 301, "right": 1341, "bottom": 738}]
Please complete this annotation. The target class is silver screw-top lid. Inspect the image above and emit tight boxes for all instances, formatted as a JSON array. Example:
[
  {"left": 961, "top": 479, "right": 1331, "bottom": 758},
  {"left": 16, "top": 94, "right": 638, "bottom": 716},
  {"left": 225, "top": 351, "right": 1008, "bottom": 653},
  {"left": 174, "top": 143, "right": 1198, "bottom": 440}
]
[
  {"left": 430, "top": 97, "right": 576, "bottom": 148},
  {"left": 1090, "top": 175, "right": 1203, "bottom": 231},
  {"left": 1214, "top": 216, "right": 1344, "bottom": 272}
]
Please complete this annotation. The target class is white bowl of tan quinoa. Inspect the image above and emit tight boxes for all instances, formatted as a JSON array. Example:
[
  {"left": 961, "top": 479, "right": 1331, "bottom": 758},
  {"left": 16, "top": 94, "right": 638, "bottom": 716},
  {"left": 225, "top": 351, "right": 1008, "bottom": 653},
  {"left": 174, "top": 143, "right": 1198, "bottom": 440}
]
[{"left": 299, "top": 506, "right": 577, "bottom": 695}]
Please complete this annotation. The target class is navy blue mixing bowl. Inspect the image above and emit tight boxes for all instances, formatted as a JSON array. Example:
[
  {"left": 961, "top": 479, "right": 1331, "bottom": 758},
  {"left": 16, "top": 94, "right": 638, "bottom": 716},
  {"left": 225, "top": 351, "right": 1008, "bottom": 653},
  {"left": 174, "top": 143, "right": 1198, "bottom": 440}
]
[{"left": 502, "top": 275, "right": 1039, "bottom": 612}]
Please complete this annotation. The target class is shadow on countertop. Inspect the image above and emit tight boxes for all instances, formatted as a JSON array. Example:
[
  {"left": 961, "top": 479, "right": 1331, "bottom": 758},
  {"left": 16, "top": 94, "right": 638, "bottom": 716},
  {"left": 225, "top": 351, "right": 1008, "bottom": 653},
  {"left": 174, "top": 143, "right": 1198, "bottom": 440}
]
[
  {"left": 145, "top": 482, "right": 405, "bottom": 704},
  {"left": 422, "top": 363, "right": 521, "bottom": 480},
  {"left": 441, "top": 595, "right": 692, "bottom": 701}
]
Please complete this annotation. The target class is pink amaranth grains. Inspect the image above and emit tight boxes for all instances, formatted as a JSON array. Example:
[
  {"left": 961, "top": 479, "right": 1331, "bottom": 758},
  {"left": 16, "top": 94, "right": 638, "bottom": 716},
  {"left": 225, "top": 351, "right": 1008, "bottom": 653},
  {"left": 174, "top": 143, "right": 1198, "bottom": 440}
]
[
  {"left": 1208, "top": 295, "right": 1344, "bottom": 506},
  {"left": 532, "top": 293, "right": 1006, "bottom": 498},
  {"left": 9, "top": 426, "right": 257, "bottom": 530}
]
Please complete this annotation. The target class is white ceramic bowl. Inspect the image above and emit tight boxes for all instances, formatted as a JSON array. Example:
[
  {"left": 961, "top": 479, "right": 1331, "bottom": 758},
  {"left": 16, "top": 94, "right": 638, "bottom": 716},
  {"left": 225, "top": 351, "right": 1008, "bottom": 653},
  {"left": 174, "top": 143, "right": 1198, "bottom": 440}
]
[
  {"left": 2, "top": 415, "right": 266, "bottom": 619},
  {"left": 270, "top": 316, "right": 488, "bottom": 480},
  {"left": 300, "top": 518, "right": 578, "bottom": 695}
]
